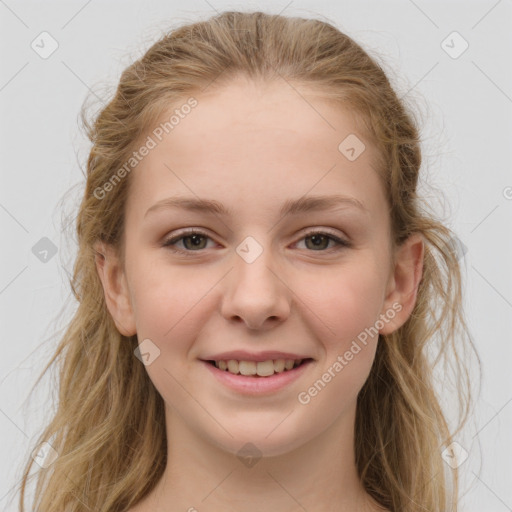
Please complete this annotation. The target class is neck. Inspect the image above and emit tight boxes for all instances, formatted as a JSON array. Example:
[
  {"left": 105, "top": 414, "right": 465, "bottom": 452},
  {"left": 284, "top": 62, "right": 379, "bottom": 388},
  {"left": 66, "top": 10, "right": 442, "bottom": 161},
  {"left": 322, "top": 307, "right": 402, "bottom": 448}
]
[{"left": 144, "top": 402, "right": 381, "bottom": 512}]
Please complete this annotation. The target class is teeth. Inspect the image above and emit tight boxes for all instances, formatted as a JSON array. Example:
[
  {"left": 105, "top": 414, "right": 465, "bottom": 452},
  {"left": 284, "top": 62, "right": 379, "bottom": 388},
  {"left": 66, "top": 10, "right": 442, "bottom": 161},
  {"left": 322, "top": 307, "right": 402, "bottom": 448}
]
[
  {"left": 227, "top": 360, "right": 239, "bottom": 373},
  {"left": 256, "top": 360, "right": 274, "bottom": 377},
  {"left": 284, "top": 359, "right": 295, "bottom": 370},
  {"left": 213, "top": 358, "right": 305, "bottom": 376},
  {"left": 238, "top": 360, "right": 256, "bottom": 376},
  {"left": 274, "top": 359, "right": 285, "bottom": 372}
]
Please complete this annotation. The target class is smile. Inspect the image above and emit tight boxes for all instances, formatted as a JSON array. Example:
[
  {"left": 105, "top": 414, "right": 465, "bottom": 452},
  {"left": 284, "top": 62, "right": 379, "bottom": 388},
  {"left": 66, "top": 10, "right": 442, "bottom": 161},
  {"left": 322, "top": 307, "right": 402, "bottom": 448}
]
[
  {"left": 208, "top": 358, "right": 310, "bottom": 377},
  {"left": 202, "top": 358, "right": 314, "bottom": 395}
]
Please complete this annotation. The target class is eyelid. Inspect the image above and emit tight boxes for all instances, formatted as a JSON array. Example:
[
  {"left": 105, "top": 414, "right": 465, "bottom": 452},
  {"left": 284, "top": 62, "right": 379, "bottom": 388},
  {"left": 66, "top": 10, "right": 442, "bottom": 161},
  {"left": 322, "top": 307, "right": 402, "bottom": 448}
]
[
  {"left": 293, "top": 229, "right": 351, "bottom": 251},
  {"left": 162, "top": 228, "right": 217, "bottom": 251}
]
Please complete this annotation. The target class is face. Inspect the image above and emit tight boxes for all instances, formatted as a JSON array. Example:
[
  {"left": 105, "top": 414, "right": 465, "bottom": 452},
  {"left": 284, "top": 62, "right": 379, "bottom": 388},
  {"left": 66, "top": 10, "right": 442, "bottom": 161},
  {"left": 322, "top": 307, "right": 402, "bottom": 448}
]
[{"left": 96, "top": 75, "right": 423, "bottom": 458}]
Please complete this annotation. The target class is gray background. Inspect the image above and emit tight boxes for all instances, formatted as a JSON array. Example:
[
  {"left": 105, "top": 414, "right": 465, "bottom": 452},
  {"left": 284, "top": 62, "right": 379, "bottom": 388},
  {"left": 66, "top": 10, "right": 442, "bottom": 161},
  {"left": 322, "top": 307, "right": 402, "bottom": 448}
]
[{"left": 1, "top": 0, "right": 511, "bottom": 510}]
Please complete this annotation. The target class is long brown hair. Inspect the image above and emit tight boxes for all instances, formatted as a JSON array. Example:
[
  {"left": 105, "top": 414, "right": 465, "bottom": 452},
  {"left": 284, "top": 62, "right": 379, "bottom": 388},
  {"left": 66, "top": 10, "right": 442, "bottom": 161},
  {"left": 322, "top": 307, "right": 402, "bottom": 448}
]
[{"left": 17, "top": 11, "right": 479, "bottom": 511}]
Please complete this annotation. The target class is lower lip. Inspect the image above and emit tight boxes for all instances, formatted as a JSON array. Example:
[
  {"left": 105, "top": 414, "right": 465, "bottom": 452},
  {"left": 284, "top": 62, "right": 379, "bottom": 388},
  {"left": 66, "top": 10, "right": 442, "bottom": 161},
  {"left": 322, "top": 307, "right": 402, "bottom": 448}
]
[{"left": 201, "top": 360, "right": 314, "bottom": 395}]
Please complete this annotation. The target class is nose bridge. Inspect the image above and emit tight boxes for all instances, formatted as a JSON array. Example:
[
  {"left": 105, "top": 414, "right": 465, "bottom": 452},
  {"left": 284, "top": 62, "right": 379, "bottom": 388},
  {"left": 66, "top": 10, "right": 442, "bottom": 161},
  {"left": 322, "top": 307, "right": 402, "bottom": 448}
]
[
  {"left": 220, "top": 234, "right": 290, "bottom": 329},
  {"left": 235, "top": 236, "right": 278, "bottom": 286}
]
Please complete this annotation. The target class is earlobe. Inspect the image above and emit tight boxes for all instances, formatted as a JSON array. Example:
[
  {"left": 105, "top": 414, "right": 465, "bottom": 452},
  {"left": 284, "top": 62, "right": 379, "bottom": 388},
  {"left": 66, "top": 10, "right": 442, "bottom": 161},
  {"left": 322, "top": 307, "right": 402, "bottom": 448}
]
[
  {"left": 94, "top": 241, "right": 137, "bottom": 337},
  {"left": 379, "top": 233, "right": 424, "bottom": 335}
]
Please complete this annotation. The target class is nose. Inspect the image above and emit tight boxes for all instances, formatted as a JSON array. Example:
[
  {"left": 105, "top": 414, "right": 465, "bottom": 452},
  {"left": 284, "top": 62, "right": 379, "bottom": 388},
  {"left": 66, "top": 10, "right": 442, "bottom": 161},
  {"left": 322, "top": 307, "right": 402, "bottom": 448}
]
[{"left": 220, "top": 244, "right": 291, "bottom": 330}]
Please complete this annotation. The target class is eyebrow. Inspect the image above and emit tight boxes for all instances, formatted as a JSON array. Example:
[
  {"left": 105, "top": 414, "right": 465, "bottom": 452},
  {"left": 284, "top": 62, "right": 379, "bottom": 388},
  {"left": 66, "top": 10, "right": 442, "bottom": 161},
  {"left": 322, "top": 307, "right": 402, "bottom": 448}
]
[{"left": 144, "top": 194, "right": 369, "bottom": 219}]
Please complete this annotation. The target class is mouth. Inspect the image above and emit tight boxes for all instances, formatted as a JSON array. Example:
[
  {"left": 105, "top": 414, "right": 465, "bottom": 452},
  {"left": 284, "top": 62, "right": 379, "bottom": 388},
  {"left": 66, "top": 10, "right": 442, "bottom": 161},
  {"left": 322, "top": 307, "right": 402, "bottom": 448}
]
[{"left": 204, "top": 358, "right": 314, "bottom": 377}]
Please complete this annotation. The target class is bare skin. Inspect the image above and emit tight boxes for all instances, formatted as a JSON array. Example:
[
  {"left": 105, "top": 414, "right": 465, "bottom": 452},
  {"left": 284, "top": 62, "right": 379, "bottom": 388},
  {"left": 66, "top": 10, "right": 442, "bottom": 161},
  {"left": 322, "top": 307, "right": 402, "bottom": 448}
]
[{"left": 96, "top": 74, "right": 422, "bottom": 512}]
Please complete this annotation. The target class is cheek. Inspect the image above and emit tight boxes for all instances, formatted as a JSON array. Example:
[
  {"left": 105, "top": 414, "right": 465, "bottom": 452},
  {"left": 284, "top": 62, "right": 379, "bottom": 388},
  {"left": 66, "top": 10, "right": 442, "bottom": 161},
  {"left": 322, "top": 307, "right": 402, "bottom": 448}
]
[
  {"left": 295, "top": 264, "right": 384, "bottom": 414},
  {"left": 128, "top": 265, "right": 214, "bottom": 398},
  {"left": 298, "top": 258, "right": 387, "bottom": 348},
  {"left": 127, "top": 255, "right": 211, "bottom": 346}
]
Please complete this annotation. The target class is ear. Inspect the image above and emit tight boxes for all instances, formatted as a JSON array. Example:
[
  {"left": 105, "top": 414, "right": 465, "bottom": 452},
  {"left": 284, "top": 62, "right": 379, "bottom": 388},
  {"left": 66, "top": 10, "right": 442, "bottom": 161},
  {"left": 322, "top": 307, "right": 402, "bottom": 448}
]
[
  {"left": 94, "top": 241, "right": 137, "bottom": 337},
  {"left": 379, "top": 233, "right": 424, "bottom": 335}
]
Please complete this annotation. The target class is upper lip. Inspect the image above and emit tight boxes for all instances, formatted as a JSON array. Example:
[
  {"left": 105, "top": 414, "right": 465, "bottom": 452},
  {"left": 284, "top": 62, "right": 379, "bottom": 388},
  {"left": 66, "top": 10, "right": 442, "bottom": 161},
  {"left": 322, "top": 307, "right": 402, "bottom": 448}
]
[{"left": 200, "top": 350, "right": 314, "bottom": 363}]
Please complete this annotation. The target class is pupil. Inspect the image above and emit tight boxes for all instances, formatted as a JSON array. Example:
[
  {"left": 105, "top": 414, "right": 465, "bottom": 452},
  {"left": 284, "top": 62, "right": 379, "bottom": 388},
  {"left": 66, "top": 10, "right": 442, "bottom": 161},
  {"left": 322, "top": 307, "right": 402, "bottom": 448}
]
[
  {"left": 184, "top": 234, "right": 205, "bottom": 249},
  {"left": 308, "top": 234, "right": 327, "bottom": 250}
]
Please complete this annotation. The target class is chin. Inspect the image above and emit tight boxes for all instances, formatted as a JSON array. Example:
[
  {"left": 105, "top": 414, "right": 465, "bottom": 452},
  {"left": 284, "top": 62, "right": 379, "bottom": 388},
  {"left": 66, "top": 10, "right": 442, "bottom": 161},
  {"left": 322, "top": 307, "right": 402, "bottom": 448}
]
[{"left": 206, "top": 422, "right": 311, "bottom": 460}]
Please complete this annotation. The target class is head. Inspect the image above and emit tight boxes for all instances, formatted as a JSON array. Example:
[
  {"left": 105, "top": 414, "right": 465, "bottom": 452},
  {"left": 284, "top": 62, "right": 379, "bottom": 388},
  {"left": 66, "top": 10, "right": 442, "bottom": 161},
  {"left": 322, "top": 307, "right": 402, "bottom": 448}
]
[
  {"left": 20, "top": 11, "right": 477, "bottom": 512},
  {"left": 96, "top": 68, "right": 425, "bottom": 442}
]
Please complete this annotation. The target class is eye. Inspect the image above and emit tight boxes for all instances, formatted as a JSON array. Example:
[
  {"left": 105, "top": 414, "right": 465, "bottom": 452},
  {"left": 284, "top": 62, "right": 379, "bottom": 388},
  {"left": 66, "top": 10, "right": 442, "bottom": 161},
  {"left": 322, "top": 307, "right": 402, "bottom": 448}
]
[
  {"left": 161, "top": 228, "right": 351, "bottom": 254},
  {"left": 295, "top": 230, "right": 351, "bottom": 252},
  {"left": 162, "top": 229, "right": 214, "bottom": 252}
]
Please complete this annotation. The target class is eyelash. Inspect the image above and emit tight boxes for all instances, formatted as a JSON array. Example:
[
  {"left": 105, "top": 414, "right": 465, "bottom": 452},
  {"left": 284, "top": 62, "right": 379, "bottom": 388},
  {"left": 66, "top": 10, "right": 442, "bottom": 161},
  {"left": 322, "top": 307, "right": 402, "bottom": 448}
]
[{"left": 161, "top": 228, "right": 351, "bottom": 254}]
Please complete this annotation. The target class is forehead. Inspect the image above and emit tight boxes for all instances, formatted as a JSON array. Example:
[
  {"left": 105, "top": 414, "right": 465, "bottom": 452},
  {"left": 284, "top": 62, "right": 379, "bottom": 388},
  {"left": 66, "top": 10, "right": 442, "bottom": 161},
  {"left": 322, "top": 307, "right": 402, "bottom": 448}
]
[
  {"left": 126, "top": 76, "right": 385, "bottom": 219},
  {"left": 168, "top": 76, "right": 370, "bottom": 150}
]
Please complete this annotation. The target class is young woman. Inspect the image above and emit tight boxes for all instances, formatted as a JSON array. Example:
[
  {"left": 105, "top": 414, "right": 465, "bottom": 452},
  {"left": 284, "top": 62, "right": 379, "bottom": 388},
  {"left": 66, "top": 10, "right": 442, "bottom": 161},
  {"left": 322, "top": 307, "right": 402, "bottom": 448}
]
[{"left": 18, "top": 11, "right": 478, "bottom": 512}]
